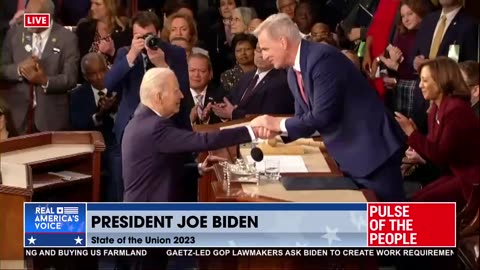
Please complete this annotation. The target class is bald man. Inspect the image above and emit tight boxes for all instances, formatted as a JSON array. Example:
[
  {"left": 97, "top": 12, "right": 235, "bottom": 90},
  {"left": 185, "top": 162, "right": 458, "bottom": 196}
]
[{"left": 70, "top": 52, "right": 120, "bottom": 201}]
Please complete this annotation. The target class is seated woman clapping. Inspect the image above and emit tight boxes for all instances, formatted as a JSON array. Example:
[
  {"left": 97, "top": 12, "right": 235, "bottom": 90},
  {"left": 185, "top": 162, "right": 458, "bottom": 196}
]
[{"left": 395, "top": 57, "right": 480, "bottom": 208}]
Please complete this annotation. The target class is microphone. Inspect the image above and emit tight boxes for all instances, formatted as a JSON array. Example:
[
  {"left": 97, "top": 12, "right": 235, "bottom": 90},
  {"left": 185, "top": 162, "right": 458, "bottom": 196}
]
[{"left": 250, "top": 145, "right": 264, "bottom": 162}]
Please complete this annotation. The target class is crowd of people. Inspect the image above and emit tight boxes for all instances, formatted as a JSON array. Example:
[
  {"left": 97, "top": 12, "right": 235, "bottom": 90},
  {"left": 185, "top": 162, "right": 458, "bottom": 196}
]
[{"left": 0, "top": 0, "right": 478, "bottom": 214}]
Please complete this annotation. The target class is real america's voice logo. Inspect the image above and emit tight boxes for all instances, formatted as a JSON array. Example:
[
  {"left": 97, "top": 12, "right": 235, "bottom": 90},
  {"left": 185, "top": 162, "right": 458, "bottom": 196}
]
[{"left": 24, "top": 203, "right": 87, "bottom": 247}]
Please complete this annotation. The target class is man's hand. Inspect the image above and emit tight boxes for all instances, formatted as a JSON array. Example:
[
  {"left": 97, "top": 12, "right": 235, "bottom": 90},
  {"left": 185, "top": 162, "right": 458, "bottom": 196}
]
[
  {"left": 413, "top": 55, "right": 427, "bottom": 71},
  {"left": 212, "top": 97, "right": 236, "bottom": 120},
  {"left": 99, "top": 37, "right": 116, "bottom": 57},
  {"left": 250, "top": 115, "right": 282, "bottom": 132},
  {"left": 252, "top": 126, "right": 279, "bottom": 139},
  {"left": 200, "top": 155, "right": 227, "bottom": 174},
  {"left": 146, "top": 47, "right": 167, "bottom": 67},
  {"left": 97, "top": 95, "right": 117, "bottom": 116},
  {"left": 126, "top": 34, "right": 145, "bottom": 65},
  {"left": 18, "top": 56, "right": 38, "bottom": 74},
  {"left": 21, "top": 64, "right": 48, "bottom": 86}
]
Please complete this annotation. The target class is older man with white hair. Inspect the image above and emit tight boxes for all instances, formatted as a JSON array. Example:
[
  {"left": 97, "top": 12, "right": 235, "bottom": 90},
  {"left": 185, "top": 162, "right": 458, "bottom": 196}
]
[
  {"left": 251, "top": 13, "right": 406, "bottom": 202},
  {"left": 122, "top": 67, "right": 273, "bottom": 204}
]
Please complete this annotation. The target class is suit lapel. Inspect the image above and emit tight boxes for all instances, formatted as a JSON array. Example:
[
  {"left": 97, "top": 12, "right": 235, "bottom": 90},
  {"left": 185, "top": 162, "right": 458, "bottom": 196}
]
[
  {"left": 40, "top": 24, "right": 59, "bottom": 61},
  {"left": 438, "top": 9, "right": 463, "bottom": 55}
]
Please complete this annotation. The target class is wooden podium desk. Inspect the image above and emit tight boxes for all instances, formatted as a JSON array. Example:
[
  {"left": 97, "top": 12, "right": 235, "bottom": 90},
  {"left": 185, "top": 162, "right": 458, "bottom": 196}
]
[
  {"left": 195, "top": 119, "right": 378, "bottom": 270},
  {"left": 0, "top": 132, "right": 104, "bottom": 266}
]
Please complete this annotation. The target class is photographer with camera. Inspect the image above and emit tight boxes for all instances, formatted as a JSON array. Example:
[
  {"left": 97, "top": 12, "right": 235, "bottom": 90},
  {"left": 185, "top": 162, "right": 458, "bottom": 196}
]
[
  {"left": 104, "top": 11, "right": 191, "bottom": 204},
  {"left": 105, "top": 11, "right": 191, "bottom": 144}
]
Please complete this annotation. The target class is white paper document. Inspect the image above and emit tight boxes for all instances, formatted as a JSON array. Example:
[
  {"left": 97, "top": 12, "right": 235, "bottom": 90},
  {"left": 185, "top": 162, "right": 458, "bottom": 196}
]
[{"left": 247, "top": 155, "right": 308, "bottom": 173}]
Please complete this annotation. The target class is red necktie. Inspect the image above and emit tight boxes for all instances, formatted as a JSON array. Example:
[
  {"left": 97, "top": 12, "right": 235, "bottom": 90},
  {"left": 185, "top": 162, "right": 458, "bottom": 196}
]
[{"left": 295, "top": 70, "right": 308, "bottom": 104}]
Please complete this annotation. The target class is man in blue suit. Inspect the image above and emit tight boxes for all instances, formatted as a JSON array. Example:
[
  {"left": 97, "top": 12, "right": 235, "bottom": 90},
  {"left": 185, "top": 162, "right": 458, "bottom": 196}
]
[
  {"left": 251, "top": 14, "right": 406, "bottom": 201},
  {"left": 122, "top": 67, "right": 271, "bottom": 203},
  {"left": 104, "top": 11, "right": 192, "bottom": 144}
]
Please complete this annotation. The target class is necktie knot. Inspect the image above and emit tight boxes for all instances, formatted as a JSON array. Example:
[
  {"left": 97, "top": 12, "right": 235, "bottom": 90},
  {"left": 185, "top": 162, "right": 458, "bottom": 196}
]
[{"left": 195, "top": 94, "right": 204, "bottom": 108}]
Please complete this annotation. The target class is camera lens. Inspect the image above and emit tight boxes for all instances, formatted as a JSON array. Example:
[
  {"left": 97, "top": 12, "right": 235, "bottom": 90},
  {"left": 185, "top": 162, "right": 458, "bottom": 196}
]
[{"left": 144, "top": 34, "right": 161, "bottom": 50}]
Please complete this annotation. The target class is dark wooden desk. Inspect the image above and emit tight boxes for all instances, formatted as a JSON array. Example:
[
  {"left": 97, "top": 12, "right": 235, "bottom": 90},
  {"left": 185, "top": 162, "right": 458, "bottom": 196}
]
[{"left": 196, "top": 135, "right": 378, "bottom": 269}]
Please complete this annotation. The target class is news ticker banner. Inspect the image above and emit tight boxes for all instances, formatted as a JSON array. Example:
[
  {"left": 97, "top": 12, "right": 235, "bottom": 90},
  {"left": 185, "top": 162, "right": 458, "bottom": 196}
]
[{"left": 24, "top": 203, "right": 456, "bottom": 248}]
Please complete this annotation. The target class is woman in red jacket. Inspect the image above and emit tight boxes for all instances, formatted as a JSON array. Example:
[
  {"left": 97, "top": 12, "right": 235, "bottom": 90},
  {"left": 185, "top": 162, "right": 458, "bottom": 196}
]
[{"left": 395, "top": 57, "right": 480, "bottom": 207}]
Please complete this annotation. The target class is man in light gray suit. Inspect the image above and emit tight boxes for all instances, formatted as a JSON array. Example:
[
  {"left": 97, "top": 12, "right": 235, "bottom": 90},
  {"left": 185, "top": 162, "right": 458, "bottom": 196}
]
[{"left": 0, "top": 0, "right": 79, "bottom": 134}]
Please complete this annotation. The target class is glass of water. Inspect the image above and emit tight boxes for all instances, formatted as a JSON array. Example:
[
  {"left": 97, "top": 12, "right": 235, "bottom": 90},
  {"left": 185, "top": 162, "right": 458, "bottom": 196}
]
[{"left": 264, "top": 159, "right": 280, "bottom": 180}]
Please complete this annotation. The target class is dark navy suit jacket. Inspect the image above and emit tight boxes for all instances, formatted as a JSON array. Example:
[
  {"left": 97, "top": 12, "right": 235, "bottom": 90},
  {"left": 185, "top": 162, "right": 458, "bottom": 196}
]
[
  {"left": 69, "top": 84, "right": 116, "bottom": 147},
  {"left": 285, "top": 40, "right": 405, "bottom": 178},
  {"left": 104, "top": 44, "right": 192, "bottom": 143},
  {"left": 230, "top": 69, "right": 295, "bottom": 120},
  {"left": 413, "top": 8, "right": 478, "bottom": 61},
  {"left": 122, "top": 104, "right": 253, "bottom": 202}
]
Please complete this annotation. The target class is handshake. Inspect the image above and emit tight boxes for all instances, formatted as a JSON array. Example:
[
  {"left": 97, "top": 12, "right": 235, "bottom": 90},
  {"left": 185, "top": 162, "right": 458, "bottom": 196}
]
[{"left": 250, "top": 115, "right": 283, "bottom": 140}]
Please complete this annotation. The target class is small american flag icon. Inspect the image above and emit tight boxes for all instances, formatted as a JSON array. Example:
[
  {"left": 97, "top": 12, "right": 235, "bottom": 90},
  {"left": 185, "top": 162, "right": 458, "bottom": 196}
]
[{"left": 57, "top": 207, "right": 79, "bottom": 215}]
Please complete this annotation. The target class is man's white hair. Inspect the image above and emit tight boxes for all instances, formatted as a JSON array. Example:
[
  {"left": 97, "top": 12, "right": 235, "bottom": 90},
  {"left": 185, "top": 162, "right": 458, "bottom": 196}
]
[
  {"left": 253, "top": 13, "right": 301, "bottom": 42},
  {"left": 140, "top": 68, "right": 174, "bottom": 103},
  {"left": 275, "top": 0, "right": 299, "bottom": 11}
]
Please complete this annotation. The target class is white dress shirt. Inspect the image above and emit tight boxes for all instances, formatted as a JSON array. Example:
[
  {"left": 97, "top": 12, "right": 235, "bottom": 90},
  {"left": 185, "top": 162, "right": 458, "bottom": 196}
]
[
  {"left": 254, "top": 69, "right": 272, "bottom": 87},
  {"left": 32, "top": 25, "right": 52, "bottom": 58},
  {"left": 431, "top": 6, "right": 462, "bottom": 44}
]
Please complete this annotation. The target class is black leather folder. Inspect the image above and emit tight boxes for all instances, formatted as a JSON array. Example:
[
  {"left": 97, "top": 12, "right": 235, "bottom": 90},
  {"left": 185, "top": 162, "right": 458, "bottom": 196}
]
[{"left": 280, "top": 176, "right": 359, "bottom": 191}]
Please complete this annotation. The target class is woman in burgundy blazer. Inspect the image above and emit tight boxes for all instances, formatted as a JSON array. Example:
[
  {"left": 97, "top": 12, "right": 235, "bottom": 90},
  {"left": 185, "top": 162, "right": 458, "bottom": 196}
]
[{"left": 395, "top": 57, "right": 480, "bottom": 207}]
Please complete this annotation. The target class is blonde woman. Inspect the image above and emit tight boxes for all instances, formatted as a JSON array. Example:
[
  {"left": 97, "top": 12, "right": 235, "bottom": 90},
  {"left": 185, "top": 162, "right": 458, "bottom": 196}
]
[
  {"left": 76, "top": 0, "right": 132, "bottom": 64},
  {"left": 162, "top": 12, "right": 208, "bottom": 56}
]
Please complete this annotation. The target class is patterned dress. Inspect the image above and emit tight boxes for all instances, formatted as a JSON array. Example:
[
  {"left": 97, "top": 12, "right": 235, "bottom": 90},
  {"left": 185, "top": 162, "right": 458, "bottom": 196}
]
[{"left": 219, "top": 65, "right": 244, "bottom": 93}]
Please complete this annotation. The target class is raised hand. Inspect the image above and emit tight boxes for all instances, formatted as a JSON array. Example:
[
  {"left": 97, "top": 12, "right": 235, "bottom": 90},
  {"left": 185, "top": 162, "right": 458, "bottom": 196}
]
[
  {"left": 146, "top": 46, "right": 167, "bottom": 67},
  {"left": 126, "top": 34, "right": 145, "bottom": 64},
  {"left": 99, "top": 37, "right": 115, "bottom": 57},
  {"left": 394, "top": 112, "right": 415, "bottom": 136},
  {"left": 212, "top": 97, "right": 236, "bottom": 120}
]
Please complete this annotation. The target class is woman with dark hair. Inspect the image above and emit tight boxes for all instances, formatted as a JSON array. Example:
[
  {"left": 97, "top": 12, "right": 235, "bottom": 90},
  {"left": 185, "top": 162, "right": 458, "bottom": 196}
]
[
  {"left": 0, "top": 99, "right": 18, "bottom": 140},
  {"left": 76, "top": 0, "right": 132, "bottom": 66},
  {"left": 219, "top": 33, "right": 257, "bottom": 93},
  {"left": 395, "top": 57, "right": 480, "bottom": 207},
  {"left": 377, "top": 0, "right": 431, "bottom": 117}
]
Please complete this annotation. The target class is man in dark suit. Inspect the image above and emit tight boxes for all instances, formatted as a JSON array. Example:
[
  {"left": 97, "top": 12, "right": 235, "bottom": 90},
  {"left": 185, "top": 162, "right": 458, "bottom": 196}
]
[
  {"left": 70, "top": 53, "right": 122, "bottom": 202},
  {"left": 212, "top": 43, "right": 295, "bottom": 120},
  {"left": 412, "top": 0, "right": 478, "bottom": 131},
  {"left": 122, "top": 67, "right": 271, "bottom": 203},
  {"left": 413, "top": 0, "right": 478, "bottom": 70},
  {"left": 104, "top": 11, "right": 192, "bottom": 144},
  {"left": 252, "top": 14, "right": 406, "bottom": 201},
  {"left": 0, "top": 0, "right": 79, "bottom": 134},
  {"left": 187, "top": 53, "right": 224, "bottom": 125}
]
